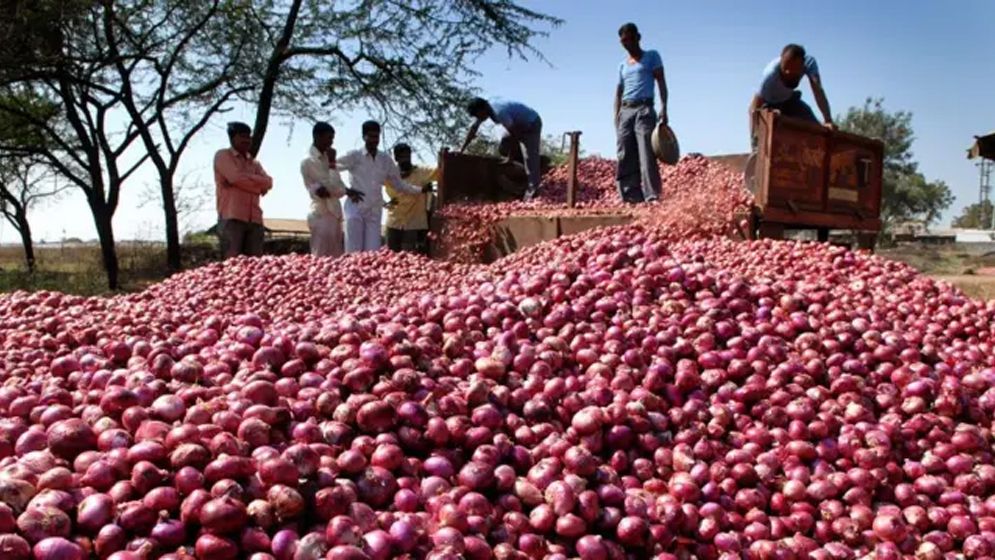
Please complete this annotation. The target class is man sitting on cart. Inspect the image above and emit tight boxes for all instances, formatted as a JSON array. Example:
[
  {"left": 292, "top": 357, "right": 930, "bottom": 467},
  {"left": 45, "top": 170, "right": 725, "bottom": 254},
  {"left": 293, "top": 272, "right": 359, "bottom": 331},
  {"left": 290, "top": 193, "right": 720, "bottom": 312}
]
[{"left": 749, "top": 43, "right": 835, "bottom": 143}]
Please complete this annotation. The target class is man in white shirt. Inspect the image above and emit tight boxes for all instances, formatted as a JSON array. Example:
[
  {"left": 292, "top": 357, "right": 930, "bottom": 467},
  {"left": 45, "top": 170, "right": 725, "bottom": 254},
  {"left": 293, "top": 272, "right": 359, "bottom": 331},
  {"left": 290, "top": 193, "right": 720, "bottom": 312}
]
[
  {"left": 335, "top": 121, "right": 430, "bottom": 253},
  {"left": 299, "top": 122, "right": 365, "bottom": 257}
]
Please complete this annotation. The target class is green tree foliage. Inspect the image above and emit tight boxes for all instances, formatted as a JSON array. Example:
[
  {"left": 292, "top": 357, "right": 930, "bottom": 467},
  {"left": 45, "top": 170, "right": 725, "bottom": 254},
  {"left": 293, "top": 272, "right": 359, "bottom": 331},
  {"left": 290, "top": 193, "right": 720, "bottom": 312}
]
[
  {"left": 838, "top": 98, "right": 953, "bottom": 226},
  {"left": 953, "top": 200, "right": 994, "bottom": 229},
  {"left": 0, "top": 0, "right": 560, "bottom": 287}
]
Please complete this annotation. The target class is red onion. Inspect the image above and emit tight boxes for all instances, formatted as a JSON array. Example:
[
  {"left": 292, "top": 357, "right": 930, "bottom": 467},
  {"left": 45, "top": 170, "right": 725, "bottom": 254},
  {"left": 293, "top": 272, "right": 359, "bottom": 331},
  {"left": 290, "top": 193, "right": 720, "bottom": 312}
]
[
  {"left": 31, "top": 537, "right": 83, "bottom": 560},
  {"left": 199, "top": 497, "right": 248, "bottom": 534},
  {"left": 0, "top": 534, "right": 30, "bottom": 560},
  {"left": 195, "top": 534, "right": 238, "bottom": 560},
  {"left": 17, "top": 507, "right": 70, "bottom": 543}
]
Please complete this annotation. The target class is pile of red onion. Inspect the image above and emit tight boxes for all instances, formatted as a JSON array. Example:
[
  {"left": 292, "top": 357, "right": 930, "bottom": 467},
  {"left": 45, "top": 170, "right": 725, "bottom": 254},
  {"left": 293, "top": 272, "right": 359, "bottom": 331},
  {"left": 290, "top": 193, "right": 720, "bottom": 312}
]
[
  {"left": 433, "top": 155, "right": 753, "bottom": 263},
  {"left": 0, "top": 155, "right": 994, "bottom": 559}
]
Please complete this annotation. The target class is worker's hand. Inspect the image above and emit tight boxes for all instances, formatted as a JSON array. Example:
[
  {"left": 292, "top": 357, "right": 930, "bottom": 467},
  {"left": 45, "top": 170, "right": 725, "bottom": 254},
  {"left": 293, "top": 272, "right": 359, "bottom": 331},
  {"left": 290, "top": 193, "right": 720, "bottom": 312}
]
[
  {"left": 315, "top": 186, "right": 330, "bottom": 199},
  {"left": 823, "top": 122, "right": 838, "bottom": 131},
  {"left": 385, "top": 198, "right": 398, "bottom": 209},
  {"left": 345, "top": 188, "right": 365, "bottom": 203}
]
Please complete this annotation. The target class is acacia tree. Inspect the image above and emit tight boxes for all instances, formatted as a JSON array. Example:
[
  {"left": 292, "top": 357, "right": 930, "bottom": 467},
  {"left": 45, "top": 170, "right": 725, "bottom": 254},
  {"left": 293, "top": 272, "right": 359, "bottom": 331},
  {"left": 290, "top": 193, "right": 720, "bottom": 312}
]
[
  {"left": 0, "top": 1, "right": 150, "bottom": 289},
  {"left": 97, "top": 0, "right": 259, "bottom": 273},
  {"left": 0, "top": 157, "right": 63, "bottom": 272},
  {"left": 1, "top": 0, "right": 559, "bottom": 286},
  {"left": 240, "top": 0, "right": 562, "bottom": 155}
]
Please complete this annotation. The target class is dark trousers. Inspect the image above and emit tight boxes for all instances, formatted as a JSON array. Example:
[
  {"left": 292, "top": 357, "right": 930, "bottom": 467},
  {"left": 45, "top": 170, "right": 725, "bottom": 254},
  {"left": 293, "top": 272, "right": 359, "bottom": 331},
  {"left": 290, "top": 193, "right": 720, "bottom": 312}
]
[
  {"left": 764, "top": 91, "right": 818, "bottom": 123},
  {"left": 616, "top": 103, "right": 662, "bottom": 203},
  {"left": 386, "top": 228, "right": 428, "bottom": 255},
  {"left": 498, "top": 117, "right": 543, "bottom": 199},
  {"left": 752, "top": 92, "right": 819, "bottom": 150},
  {"left": 218, "top": 218, "right": 264, "bottom": 258}
]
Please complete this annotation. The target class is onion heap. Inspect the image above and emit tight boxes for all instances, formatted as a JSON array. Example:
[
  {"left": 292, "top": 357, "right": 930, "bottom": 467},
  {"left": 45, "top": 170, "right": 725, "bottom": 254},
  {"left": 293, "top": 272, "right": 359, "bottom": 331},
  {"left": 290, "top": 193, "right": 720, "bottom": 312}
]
[
  {"left": 433, "top": 155, "right": 753, "bottom": 263},
  {"left": 0, "top": 155, "right": 992, "bottom": 559}
]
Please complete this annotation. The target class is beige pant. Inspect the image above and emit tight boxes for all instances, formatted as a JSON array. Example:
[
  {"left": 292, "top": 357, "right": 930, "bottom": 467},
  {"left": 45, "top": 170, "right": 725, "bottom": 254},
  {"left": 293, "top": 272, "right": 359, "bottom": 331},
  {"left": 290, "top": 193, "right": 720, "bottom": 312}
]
[{"left": 307, "top": 212, "right": 344, "bottom": 257}]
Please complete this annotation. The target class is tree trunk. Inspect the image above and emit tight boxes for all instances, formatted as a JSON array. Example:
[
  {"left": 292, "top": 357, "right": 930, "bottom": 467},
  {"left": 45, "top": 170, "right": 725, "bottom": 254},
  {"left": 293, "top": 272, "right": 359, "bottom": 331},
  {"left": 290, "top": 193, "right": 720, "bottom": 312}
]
[
  {"left": 88, "top": 198, "right": 119, "bottom": 290},
  {"left": 14, "top": 210, "right": 35, "bottom": 273},
  {"left": 161, "top": 174, "right": 181, "bottom": 272}
]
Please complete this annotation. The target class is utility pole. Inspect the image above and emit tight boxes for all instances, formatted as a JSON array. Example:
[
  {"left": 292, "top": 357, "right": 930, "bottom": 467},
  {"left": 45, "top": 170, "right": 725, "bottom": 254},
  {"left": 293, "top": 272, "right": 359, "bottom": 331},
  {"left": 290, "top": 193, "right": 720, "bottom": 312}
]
[{"left": 980, "top": 160, "right": 993, "bottom": 229}]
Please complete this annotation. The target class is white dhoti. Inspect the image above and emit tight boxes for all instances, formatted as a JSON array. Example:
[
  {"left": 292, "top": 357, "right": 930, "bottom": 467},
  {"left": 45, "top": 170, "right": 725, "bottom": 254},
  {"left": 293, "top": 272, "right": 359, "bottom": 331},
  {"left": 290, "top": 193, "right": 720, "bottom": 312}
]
[
  {"left": 307, "top": 211, "right": 344, "bottom": 257},
  {"left": 344, "top": 205, "right": 383, "bottom": 253}
]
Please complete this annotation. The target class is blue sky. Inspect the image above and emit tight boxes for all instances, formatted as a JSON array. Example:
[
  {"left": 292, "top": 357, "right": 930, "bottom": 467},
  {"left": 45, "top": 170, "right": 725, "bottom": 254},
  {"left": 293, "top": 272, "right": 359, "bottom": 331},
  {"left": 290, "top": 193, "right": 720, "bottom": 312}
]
[{"left": 8, "top": 0, "right": 995, "bottom": 243}]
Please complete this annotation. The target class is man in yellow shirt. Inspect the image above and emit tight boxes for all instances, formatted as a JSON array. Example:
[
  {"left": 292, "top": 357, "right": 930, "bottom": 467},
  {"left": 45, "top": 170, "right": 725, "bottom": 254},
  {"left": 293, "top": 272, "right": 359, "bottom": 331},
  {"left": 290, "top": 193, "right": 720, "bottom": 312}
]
[{"left": 384, "top": 143, "right": 438, "bottom": 255}]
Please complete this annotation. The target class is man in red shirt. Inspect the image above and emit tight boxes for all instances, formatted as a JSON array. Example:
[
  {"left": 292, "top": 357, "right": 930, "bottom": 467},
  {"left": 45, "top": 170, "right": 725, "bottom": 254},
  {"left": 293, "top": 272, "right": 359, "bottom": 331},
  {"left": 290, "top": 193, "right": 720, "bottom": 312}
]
[{"left": 213, "top": 122, "right": 273, "bottom": 258}]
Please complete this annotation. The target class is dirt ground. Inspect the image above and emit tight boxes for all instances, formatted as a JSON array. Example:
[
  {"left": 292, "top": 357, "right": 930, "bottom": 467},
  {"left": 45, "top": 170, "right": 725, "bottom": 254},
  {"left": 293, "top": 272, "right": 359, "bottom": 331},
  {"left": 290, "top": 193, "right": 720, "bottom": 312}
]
[{"left": 879, "top": 243, "right": 995, "bottom": 301}]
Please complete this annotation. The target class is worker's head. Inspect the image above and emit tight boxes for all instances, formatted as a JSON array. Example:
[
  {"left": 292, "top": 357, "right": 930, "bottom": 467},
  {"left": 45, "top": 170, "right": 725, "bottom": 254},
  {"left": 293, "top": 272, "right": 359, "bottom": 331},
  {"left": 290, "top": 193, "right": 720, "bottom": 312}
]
[
  {"left": 467, "top": 97, "right": 491, "bottom": 120},
  {"left": 226, "top": 122, "right": 252, "bottom": 155},
  {"left": 393, "top": 143, "right": 413, "bottom": 173},
  {"left": 779, "top": 44, "right": 807, "bottom": 87},
  {"left": 618, "top": 22, "right": 640, "bottom": 53},
  {"left": 361, "top": 120, "right": 381, "bottom": 152},
  {"left": 312, "top": 121, "right": 335, "bottom": 152}
]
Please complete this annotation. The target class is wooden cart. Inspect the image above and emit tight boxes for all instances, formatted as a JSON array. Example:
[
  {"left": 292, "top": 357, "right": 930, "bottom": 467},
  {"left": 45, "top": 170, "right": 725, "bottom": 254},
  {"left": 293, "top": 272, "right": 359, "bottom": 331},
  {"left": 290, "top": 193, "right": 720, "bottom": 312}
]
[{"left": 746, "top": 111, "right": 884, "bottom": 249}]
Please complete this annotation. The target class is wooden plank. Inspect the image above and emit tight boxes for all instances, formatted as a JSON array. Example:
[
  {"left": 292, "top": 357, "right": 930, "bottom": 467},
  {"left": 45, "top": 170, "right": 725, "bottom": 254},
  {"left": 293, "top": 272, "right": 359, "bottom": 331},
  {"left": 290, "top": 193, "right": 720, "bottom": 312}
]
[
  {"left": 486, "top": 216, "right": 559, "bottom": 261},
  {"left": 766, "top": 115, "right": 828, "bottom": 212},
  {"left": 558, "top": 214, "right": 634, "bottom": 236}
]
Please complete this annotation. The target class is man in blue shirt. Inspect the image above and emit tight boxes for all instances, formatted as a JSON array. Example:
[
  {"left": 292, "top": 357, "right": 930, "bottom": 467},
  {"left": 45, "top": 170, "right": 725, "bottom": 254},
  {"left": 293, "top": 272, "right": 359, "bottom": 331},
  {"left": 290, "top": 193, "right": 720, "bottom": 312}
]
[
  {"left": 749, "top": 43, "right": 835, "bottom": 140},
  {"left": 614, "top": 22, "right": 668, "bottom": 204},
  {"left": 460, "top": 97, "right": 543, "bottom": 201}
]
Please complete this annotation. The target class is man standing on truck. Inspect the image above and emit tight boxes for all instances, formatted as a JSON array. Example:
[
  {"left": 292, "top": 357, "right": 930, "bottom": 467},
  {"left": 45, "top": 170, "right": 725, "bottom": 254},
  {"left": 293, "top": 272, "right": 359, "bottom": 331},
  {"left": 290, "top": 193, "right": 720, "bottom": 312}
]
[
  {"left": 213, "top": 122, "right": 273, "bottom": 258},
  {"left": 300, "top": 122, "right": 366, "bottom": 257},
  {"left": 459, "top": 97, "right": 543, "bottom": 201},
  {"left": 385, "top": 143, "right": 437, "bottom": 255},
  {"left": 614, "top": 22, "right": 667, "bottom": 204},
  {"left": 749, "top": 43, "right": 835, "bottom": 142},
  {"left": 336, "top": 121, "right": 432, "bottom": 253}
]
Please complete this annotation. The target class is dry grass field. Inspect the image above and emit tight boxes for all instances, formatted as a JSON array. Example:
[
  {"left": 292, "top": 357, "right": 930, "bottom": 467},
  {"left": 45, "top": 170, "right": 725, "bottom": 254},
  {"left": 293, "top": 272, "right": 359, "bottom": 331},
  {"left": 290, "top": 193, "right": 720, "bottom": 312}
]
[{"left": 0, "top": 241, "right": 219, "bottom": 295}]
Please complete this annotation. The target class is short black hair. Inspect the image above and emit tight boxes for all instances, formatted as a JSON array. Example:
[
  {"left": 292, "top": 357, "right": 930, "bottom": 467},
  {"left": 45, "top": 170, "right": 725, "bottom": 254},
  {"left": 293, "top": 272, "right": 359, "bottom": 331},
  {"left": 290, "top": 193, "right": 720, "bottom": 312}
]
[
  {"left": 467, "top": 97, "right": 490, "bottom": 117},
  {"left": 618, "top": 23, "right": 639, "bottom": 37},
  {"left": 393, "top": 143, "right": 411, "bottom": 156},
  {"left": 312, "top": 121, "right": 335, "bottom": 138},
  {"left": 361, "top": 120, "right": 380, "bottom": 135},
  {"left": 782, "top": 43, "right": 806, "bottom": 59},
  {"left": 227, "top": 121, "right": 251, "bottom": 139}
]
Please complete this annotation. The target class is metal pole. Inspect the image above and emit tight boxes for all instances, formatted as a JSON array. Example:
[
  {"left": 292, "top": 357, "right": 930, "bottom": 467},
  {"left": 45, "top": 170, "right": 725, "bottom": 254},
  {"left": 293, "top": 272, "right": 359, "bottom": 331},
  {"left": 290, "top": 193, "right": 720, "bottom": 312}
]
[{"left": 565, "top": 131, "right": 581, "bottom": 208}]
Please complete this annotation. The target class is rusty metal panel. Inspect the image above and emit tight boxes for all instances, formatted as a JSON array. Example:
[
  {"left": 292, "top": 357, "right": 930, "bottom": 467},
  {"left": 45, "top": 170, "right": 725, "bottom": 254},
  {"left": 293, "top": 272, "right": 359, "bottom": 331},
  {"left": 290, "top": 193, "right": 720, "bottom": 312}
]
[
  {"left": 437, "top": 150, "right": 499, "bottom": 206},
  {"left": 558, "top": 214, "right": 634, "bottom": 235},
  {"left": 826, "top": 136, "right": 883, "bottom": 217},
  {"left": 437, "top": 150, "right": 529, "bottom": 206},
  {"left": 765, "top": 116, "right": 828, "bottom": 212},
  {"left": 484, "top": 216, "right": 559, "bottom": 262},
  {"left": 754, "top": 112, "right": 883, "bottom": 232}
]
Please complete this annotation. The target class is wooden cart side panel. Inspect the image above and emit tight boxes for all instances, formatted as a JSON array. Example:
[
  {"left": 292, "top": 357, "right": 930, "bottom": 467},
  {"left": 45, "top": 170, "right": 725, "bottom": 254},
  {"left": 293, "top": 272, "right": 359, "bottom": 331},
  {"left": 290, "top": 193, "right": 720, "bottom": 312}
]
[
  {"left": 755, "top": 112, "right": 883, "bottom": 232},
  {"left": 764, "top": 114, "right": 829, "bottom": 212},
  {"left": 825, "top": 137, "right": 884, "bottom": 217},
  {"left": 438, "top": 151, "right": 500, "bottom": 206}
]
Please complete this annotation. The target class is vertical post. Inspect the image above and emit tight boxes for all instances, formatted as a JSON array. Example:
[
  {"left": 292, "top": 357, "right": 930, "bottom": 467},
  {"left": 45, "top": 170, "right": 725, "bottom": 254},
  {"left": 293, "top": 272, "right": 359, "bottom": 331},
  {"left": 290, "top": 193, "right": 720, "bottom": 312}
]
[
  {"left": 566, "top": 131, "right": 581, "bottom": 208},
  {"left": 437, "top": 148, "right": 449, "bottom": 208}
]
